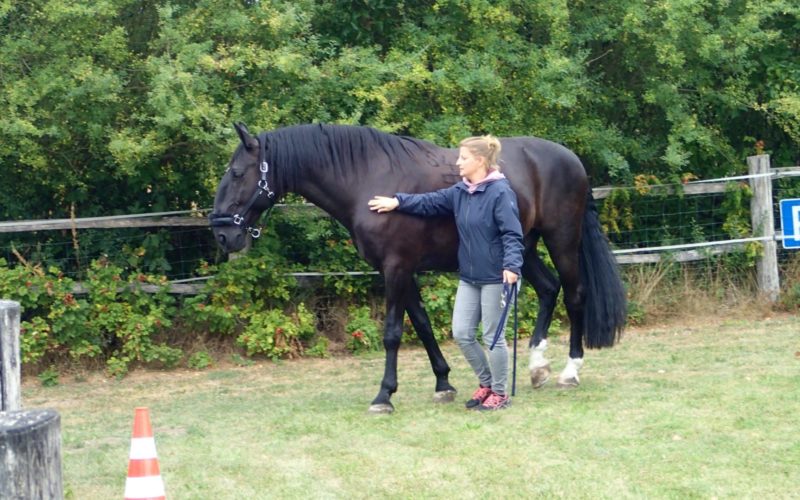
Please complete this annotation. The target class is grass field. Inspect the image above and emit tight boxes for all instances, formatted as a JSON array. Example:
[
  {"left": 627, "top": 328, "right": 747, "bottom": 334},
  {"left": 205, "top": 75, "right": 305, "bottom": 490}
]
[{"left": 23, "top": 315, "right": 800, "bottom": 499}]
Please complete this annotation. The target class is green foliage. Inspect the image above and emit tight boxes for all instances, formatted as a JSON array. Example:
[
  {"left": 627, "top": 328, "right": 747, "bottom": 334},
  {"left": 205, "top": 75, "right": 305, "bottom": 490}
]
[
  {"left": 85, "top": 260, "right": 182, "bottom": 376},
  {"left": 781, "top": 283, "right": 800, "bottom": 312},
  {"left": 270, "top": 207, "right": 377, "bottom": 300},
  {"left": 37, "top": 366, "right": 59, "bottom": 387},
  {"left": 0, "top": 256, "right": 179, "bottom": 375},
  {"left": 515, "top": 250, "right": 566, "bottom": 339},
  {"left": 230, "top": 353, "right": 255, "bottom": 367},
  {"left": 306, "top": 337, "right": 329, "bottom": 358},
  {"left": 779, "top": 254, "right": 800, "bottom": 312},
  {"left": 721, "top": 183, "right": 753, "bottom": 238},
  {"left": 344, "top": 305, "right": 382, "bottom": 354},
  {"left": 600, "top": 189, "right": 635, "bottom": 237},
  {"left": 183, "top": 242, "right": 321, "bottom": 360},
  {"left": 188, "top": 351, "right": 213, "bottom": 370},
  {"left": 183, "top": 242, "right": 297, "bottom": 335},
  {"left": 2, "top": 0, "right": 798, "bottom": 231},
  {"left": 597, "top": 174, "right": 761, "bottom": 253},
  {"left": 237, "top": 304, "right": 316, "bottom": 359},
  {"left": 412, "top": 274, "right": 458, "bottom": 343},
  {"left": 1, "top": 0, "right": 799, "bottom": 374}
]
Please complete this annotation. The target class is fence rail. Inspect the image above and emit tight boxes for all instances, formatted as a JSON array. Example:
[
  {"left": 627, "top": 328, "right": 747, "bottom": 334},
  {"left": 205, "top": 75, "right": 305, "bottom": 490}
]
[
  {"left": 1, "top": 170, "right": 798, "bottom": 234},
  {"left": 2, "top": 160, "right": 798, "bottom": 298}
]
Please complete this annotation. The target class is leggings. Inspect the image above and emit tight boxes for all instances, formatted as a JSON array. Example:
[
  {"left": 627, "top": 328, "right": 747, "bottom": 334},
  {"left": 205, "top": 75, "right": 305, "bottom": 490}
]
[{"left": 451, "top": 281, "right": 509, "bottom": 395}]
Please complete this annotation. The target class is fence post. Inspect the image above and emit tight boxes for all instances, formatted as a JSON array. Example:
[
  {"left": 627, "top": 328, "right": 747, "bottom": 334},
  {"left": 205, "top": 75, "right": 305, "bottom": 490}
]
[
  {"left": 0, "top": 300, "right": 21, "bottom": 411},
  {"left": 747, "top": 155, "right": 780, "bottom": 302}
]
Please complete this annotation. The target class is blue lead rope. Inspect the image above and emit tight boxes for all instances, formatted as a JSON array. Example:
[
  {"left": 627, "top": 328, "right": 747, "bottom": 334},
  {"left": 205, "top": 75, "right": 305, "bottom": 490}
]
[{"left": 489, "top": 282, "right": 518, "bottom": 396}]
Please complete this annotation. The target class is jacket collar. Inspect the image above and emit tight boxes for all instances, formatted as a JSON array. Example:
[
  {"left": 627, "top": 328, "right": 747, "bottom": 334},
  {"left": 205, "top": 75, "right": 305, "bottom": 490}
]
[{"left": 457, "top": 171, "right": 506, "bottom": 193}]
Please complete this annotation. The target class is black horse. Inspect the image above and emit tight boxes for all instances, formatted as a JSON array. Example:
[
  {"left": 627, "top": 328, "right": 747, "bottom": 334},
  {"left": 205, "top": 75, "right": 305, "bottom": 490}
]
[{"left": 210, "top": 123, "right": 626, "bottom": 413}]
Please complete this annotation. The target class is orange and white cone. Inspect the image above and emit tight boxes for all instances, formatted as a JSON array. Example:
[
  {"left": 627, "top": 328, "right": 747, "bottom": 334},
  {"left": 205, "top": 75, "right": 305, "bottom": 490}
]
[{"left": 124, "top": 407, "right": 166, "bottom": 500}]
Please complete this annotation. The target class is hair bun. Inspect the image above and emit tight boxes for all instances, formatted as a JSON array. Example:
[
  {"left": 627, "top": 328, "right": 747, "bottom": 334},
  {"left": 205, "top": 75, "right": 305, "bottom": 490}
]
[{"left": 459, "top": 134, "right": 503, "bottom": 170}]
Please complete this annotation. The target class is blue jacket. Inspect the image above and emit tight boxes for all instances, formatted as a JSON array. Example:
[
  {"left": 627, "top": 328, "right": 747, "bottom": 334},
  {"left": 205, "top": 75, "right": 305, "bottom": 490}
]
[{"left": 396, "top": 178, "right": 524, "bottom": 284}]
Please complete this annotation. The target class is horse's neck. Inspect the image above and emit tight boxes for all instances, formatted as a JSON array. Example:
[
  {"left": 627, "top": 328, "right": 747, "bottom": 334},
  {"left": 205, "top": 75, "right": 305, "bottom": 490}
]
[
  {"left": 292, "top": 181, "right": 354, "bottom": 229},
  {"left": 276, "top": 142, "right": 358, "bottom": 230}
]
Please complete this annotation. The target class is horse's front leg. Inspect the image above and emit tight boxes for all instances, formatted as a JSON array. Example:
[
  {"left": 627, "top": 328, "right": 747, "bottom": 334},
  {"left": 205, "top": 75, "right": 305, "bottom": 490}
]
[
  {"left": 368, "top": 268, "right": 408, "bottom": 414},
  {"left": 405, "top": 278, "right": 456, "bottom": 403}
]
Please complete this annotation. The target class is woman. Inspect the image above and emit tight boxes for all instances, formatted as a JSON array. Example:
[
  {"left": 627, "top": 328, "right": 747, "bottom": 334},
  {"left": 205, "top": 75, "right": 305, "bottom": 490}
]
[{"left": 368, "top": 135, "right": 524, "bottom": 411}]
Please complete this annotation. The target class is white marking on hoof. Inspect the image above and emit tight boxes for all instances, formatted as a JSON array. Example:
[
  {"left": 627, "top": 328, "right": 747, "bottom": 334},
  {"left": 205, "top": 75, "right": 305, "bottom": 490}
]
[
  {"left": 367, "top": 403, "right": 394, "bottom": 415},
  {"left": 557, "top": 357, "right": 584, "bottom": 388},
  {"left": 530, "top": 363, "right": 551, "bottom": 389},
  {"left": 433, "top": 390, "right": 456, "bottom": 403},
  {"left": 529, "top": 339, "right": 551, "bottom": 388},
  {"left": 556, "top": 376, "right": 579, "bottom": 388}
]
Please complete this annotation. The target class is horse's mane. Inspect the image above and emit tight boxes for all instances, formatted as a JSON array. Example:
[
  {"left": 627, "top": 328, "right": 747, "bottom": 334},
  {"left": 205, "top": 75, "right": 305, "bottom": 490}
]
[{"left": 264, "top": 124, "right": 438, "bottom": 192}]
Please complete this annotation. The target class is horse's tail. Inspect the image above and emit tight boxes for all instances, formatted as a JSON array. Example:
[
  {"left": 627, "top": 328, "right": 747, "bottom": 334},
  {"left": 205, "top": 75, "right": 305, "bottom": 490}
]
[{"left": 579, "top": 192, "right": 627, "bottom": 348}]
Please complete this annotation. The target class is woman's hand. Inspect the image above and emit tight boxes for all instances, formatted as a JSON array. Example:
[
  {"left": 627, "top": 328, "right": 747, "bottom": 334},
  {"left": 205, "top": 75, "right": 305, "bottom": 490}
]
[
  {"left": 368, "top": 196, "right": 399, "bottom": 213},
  {"left": 503, "top": 270, "right": 519, "bottom": 285}
]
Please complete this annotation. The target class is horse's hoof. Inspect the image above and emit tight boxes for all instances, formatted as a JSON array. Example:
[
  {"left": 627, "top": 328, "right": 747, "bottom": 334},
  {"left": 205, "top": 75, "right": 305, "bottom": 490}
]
[
  {"left": 530, "top": 364, "right": 551, "bottom": 389},
  {"left": 556, "top": 376, "right": 579, "bottom": 388},
  {"left": 433, "top": 390, "right": 456, "bottom": 403},
  {"left": 367, "top": 403, "right": 395, "bottom": 415}
]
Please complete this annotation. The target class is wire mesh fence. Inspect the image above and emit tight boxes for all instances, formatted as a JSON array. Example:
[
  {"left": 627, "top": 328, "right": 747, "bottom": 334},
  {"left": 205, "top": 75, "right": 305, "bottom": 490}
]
[
  {"left": 1, "top": 163, "right": 798, "bottom": 293},
  {"left": 0, "top": 225, "right": 221, "bottom": 281}
]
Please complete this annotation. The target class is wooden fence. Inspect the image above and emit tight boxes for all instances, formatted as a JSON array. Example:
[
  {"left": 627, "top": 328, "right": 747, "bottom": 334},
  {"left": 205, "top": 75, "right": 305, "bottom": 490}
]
[{"left": 1, "top": 156, "right": 798, "bottom": 300}]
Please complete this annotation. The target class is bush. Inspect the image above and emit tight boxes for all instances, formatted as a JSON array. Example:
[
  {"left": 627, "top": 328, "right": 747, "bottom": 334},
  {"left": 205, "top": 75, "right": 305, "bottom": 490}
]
[
  {"left": 188, "top": 351, "right": 213, "bottom": 370},
  {"left": 237, "top": 304, "right": 316, "bottom": 359},
  {"left": 182, "top": 243, "right": 323, "bottom": 360},
  {"left": 345, "top": 305, "right": 382, "bottom": 354},
  {"left": 411, "top": 274, "right": 458, "bottom": 343},
  {"left": 0, "top": 257, "right": 180, "bottom": 376}
]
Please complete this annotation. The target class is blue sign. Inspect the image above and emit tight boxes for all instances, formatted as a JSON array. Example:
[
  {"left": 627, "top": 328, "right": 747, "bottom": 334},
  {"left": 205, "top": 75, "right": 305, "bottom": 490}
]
[{"left": 780, "top": 198, "right": 800, "bottom": 249}]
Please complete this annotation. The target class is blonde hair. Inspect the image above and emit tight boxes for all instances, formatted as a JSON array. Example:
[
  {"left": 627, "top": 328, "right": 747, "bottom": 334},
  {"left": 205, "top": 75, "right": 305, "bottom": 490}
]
[{"left": 459, "top": 135, "right": 502, "bottom": 171}]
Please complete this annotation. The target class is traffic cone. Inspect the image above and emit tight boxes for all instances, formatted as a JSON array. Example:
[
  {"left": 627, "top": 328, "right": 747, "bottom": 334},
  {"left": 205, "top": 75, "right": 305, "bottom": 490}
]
[{"left": 124, "top": 407, "right": 166, "bottom": 500}]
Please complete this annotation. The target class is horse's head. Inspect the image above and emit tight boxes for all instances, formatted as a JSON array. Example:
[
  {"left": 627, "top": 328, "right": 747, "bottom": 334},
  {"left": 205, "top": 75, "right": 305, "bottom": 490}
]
[{"left": 209, "top": 123, "right": 277, "bottom": 253}]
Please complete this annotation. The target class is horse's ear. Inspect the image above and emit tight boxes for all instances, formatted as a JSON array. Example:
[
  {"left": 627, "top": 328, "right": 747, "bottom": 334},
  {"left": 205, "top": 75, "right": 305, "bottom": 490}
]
[{"left": 233, "top": 122, "right": 258, "bottom": 150}]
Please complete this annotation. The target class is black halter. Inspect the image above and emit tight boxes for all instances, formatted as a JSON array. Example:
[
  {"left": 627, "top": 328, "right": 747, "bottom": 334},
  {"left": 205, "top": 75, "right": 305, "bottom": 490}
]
[{"left": 209, "top": 132, "right": 275, "bottom": 239}]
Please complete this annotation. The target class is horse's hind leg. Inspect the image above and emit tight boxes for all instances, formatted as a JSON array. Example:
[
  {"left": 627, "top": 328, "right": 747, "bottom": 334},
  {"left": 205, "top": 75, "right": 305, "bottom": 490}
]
[
  {"left": 522, "top": 233, "right": 560, "bottom": 388},
  {"left": 406, "top": 278, "right": 457, "bottom": 403},
  {"left": 542, "top": 230, "right": 586, "bottom": 388}
]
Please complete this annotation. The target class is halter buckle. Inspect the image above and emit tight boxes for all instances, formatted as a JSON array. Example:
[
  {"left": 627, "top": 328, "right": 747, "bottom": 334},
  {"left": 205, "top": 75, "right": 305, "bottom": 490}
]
[
  {"left": 260, "top": 161, "right": 269, "bottom": 173},
  {"left": 233, "top": 214, "right": 244, "bottom": 225}
]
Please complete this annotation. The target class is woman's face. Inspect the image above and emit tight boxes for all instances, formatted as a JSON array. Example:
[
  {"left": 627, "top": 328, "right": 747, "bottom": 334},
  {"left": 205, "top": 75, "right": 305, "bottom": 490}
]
[{"left": 457, "top": 147, "right": 487, "bottom": 181}]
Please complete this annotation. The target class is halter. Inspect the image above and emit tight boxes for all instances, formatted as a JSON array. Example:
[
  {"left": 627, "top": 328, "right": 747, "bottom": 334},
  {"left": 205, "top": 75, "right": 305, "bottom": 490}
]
[{"left": 208, "top": 132, "right": 275, "bottom": 239}]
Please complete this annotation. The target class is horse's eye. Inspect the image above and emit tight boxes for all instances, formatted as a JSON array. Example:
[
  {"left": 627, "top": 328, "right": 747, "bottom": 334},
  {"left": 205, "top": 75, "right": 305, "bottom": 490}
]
[{"left": 231, "top": 169, "right": 244, "bottom": 179}]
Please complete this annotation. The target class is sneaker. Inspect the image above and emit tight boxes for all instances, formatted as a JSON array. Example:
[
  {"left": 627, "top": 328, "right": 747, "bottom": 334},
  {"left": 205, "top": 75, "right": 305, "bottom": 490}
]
[
  {"left": 465, "top": 385, "right": 492, "bottom": 409},
  {"left": 478, "top": 392, "right": 510, "bottom": 411}
]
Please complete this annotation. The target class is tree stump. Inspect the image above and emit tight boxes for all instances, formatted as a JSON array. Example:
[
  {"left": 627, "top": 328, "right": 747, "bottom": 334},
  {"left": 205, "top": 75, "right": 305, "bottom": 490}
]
[{"left": 0, "top": 409, "right": 63, "bottom": 499}]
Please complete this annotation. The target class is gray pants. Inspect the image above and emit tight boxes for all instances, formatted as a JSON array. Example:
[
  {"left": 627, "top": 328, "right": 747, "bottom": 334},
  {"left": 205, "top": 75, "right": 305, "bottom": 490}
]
[{"left": 452, "top": 281, "right": 509, "bottom": 395}]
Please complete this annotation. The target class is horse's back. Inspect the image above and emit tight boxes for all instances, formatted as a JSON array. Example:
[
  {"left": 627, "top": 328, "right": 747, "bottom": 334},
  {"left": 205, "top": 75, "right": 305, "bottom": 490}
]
[{"left": 499, "top": 137, "right": 589, "bottom": 233}]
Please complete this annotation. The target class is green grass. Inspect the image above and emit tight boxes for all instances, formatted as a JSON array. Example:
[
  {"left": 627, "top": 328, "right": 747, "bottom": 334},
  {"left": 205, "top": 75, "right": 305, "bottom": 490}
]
[{"left": 24, "top": 316, "right": 800, "bottom": 499}]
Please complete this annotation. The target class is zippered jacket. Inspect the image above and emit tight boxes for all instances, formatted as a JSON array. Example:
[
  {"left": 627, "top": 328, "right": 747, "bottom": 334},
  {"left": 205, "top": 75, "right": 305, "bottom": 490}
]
[{"left": 395, "top": 178, "right": 524, "bottom": 284}]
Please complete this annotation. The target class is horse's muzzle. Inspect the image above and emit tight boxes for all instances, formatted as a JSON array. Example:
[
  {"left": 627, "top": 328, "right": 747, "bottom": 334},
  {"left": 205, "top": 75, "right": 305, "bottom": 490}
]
[{"left": 209, "top": 214, "right": 247, "bottom": 253}]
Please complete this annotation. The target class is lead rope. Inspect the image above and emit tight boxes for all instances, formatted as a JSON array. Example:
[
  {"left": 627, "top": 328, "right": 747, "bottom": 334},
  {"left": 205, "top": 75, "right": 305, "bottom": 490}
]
[
  {"left": 490, "top": 282, "right": 519, "bottom": 397},
  {"left": 512, "top": 281, "right": 518, "bottom": 396}
]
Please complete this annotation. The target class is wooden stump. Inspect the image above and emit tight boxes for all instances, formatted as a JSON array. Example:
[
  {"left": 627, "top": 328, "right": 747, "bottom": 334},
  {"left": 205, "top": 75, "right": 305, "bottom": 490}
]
[{"left": 0, "top": 409, "right": 63, "bottom": 499}]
